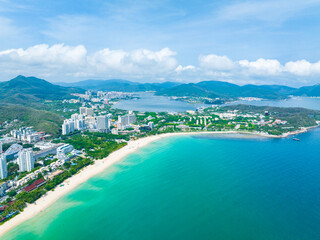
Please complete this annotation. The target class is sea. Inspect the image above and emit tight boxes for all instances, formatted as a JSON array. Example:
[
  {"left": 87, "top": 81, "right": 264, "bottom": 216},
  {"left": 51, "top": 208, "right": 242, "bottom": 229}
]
[
  {"left": 2, "top": 128, "right": 320, "bottom": 240},
  {"left": 2, "top": 96, "right": 320, "bottom": 239}
]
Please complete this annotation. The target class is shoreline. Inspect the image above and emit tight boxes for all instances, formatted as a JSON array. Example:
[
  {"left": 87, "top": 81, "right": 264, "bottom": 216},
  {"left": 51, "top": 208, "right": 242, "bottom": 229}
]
[{"left": 0, "top": 128, "right": 317, "bottom": 236}]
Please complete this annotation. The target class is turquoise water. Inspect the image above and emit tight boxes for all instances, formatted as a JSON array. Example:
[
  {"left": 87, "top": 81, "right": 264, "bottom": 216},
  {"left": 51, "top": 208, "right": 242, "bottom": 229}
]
[{"left": 2, "top": 129, "right": 320, "bottom": 240}]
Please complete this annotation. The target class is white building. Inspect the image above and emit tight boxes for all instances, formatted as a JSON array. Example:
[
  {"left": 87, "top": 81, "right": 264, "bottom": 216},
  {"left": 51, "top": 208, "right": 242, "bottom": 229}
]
[
  {"left": 57, "top": 144, "right": 74, "bottom": 160},
  {"left": 117, "top": 112, "right": 136, "bottom": 130},
  {"left": 97, "top": 115, "right": 109, "bottom": 132},
  {"left": 0, "top": 154, "right": 7, "bottom": 179},
  {"left": 148, "top": 122, "right": 154, "bottom": 129},
  {"left": 17, "top": 149, "right": 34, "bottom": 172}
]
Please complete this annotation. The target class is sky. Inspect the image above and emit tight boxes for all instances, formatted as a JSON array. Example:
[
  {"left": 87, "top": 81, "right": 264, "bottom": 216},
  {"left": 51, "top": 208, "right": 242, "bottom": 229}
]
[{"left": 1, "top": 0, "right": 320, "bottom": 86}]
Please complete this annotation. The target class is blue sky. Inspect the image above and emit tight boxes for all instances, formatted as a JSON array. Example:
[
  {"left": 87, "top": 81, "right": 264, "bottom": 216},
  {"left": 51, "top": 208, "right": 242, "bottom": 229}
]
[{"left": 1, "top": 0, "right": 320, "bottom": 86}]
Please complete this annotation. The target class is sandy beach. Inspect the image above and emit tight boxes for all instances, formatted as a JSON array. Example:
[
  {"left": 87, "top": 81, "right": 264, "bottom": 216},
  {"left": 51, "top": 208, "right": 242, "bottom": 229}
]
[{"left": 0, "top": 129, "right": 316, "bottom": 236}]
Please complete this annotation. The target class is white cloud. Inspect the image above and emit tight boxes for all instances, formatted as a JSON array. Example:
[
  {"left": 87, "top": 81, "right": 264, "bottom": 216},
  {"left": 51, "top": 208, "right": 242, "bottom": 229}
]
[
  {"left": 199, "top": 54, "right": 234, "bottom": 70},
  {"left": 0, "top": 44, "right": 178, "bottom": 80},
  {"left": 175, "top": 65, "right": 196, "bottom": 73},
  {"left": 284, "top": 60, "right": 320, "bottom": 76},
  {"left": 239, "top": 58, "right": 283, "bottom": 75},
  {"left": 0, "top": 44, "right": 87, "bottom": 66},
  {"left": 89, "top": 47, "right": 177, "bottom": 74}
]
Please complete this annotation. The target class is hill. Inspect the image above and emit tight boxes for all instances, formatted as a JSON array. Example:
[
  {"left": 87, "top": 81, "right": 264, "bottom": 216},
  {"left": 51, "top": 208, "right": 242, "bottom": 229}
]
[
  {"left": 0, "top": 75, "right": 83, "bottom": 104},
  {"left": 156, "top": 80, "right": 320, "bottom": 99},
  {"left": 156, "top": 81, "right": 290, "bottom": 99},
  {"left": 293, "top": 84, "right": 320, "bottom": 96},
  {"left": 0, "top": 105, "right": 64, "bottom": 136}
]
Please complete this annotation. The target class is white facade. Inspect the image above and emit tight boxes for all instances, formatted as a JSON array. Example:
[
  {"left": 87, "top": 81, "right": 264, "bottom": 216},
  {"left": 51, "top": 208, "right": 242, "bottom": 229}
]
[
  {"left": 57, "top": 144, "right": 74, "bottom": 160},
  {"left": 97, "top": 116, "right": 109, "bottom": 131},
  {"left": 148, "top": 122, "right": 154, "bottom": 129},
  {"left": 117, "top": 113, "right": 136, "bottom": 130},
  {"left": 18, "top": 149, "right": 34, "bottom": 172},
  {"left": 0, "top": 154, "right": 7, "bottom": 179}
]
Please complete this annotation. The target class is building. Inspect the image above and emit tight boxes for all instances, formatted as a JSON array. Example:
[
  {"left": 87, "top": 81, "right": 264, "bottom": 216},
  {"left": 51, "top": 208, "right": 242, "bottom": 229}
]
[
  {"left": 24, "top": 178, "right": 46, "bottom": 192},
  {"left": 57, "top": 144, "right": 74, "bottom": 160},
  {"left": 86, "top": 108, "right": 94, "bottom": 116},
  {"left": 17, "top": 149, "right": 34, "bottom": 172},
  {"left": 0, "top": 154, "right": 7, "bottom": 179},
  {"left": 117, "top": 112, "right": 136, "bottom": 130},
  {"left": 80, "top": 107, "right": 87, "bottom": 115},
  {"left": 148, "top": 122, "right": 154, "bottom": 129},
  {"left": 97, "top": 115, "right": 109, "bottom": 132},
  {"left": 4, "top": 144, "right": 23, "bottom": 160}
]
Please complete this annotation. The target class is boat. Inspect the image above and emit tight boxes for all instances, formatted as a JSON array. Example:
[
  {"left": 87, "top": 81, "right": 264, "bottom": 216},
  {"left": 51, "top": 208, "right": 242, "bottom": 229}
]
[{"left": 293, "top": 138, "right": 300, "bottom": 141}]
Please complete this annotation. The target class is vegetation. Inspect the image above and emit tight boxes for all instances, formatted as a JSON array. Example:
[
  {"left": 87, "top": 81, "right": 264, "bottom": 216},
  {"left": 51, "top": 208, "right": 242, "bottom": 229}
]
[
  {"left": 0, "top": 105, "right": 64, "bottom": 136},
  {"left": 0, "top": 75, "right": 83, "bottom": 104},
  {"left": 65, "top": 132, "right": 128, "bottom": 159}
]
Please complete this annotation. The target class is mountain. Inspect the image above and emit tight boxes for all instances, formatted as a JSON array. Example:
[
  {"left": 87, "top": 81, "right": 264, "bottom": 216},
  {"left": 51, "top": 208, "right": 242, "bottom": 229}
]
[
  {"left": 0, "top": 75, "right": 83, "bottom": 104},
  {"left": 156, "top": 80, "right": 293, "bottom": 99},
  {"left": 293, "top": 84, "right": 320, "bottom": 96},
  {"left": 0, "top": 104, "right": 64, "bottom": 136},
  {"left": 57, "top": 79, "right": 182, "bottom": 92}
]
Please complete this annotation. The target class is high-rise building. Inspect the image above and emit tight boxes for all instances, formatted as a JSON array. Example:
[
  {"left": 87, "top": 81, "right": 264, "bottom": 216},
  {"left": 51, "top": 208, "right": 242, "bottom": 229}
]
[
  {"left": 97, "top": 116, "right": 109, "bottom": 132},
  {"left": 17, "top": 149, "right": 34, "bottom": 172},
  {"left": 0, "top": 154, "right": 7, "bottom": 179},
  {"left": 62, "top": 122, "right": 69, "bottom": 135},
  {"left": 80, "top": 107, "right": 87, "bottom": 115},
  {"left": 148, "top": 122, "right": 154, "bottom": 129},
  {"left": 117, "top": 112, "right": 136, "bottom": 130},
  {"left": 86, "top": 108, "right": 94, "bottom": 116}
]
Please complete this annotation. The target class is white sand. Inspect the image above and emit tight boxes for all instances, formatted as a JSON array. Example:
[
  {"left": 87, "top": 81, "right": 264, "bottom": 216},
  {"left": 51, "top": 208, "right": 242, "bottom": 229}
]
[{"left": 0, "top": 129, "right": 315, "bottom": 236}]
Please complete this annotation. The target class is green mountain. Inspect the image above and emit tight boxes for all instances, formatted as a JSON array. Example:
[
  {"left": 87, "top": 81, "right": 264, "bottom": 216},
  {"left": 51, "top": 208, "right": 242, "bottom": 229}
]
[
  {"left": 0, "top": 105, "right": 64, "bottom": 136},
  {"left": 157, "top": 81, "right": 289, "bottom": 99},
  {"left": 0, "top": 75, "right": 83, "bottom": 104},
  {"left": 157, "top": 80, "right": 320, "bottom": 99},
  {"left": 294, "top": 84, "right": 320, "bottom": 96}
]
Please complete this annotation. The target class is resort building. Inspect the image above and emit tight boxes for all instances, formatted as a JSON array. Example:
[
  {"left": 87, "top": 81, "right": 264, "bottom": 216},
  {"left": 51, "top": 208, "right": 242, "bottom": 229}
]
[
  {"left": 56, "top": 144, "right": 74, "bottom": 160},
  {"left": 17, "top": 149, "right": 34, "bottom": 172},
  {"left": 117, "top": 112, "right": 136, "bottom": 130},
  {"left": 0, "top": 154, "right": 8, "bottom": 179},
  {"left": 97, "top": 115, "right": 109, "bottom": 132}
]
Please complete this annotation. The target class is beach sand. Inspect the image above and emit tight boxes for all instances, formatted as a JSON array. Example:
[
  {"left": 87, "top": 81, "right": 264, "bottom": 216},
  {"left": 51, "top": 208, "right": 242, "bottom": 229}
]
[{"left": 0, "top": 129, "right": 315, "bottom": 236}]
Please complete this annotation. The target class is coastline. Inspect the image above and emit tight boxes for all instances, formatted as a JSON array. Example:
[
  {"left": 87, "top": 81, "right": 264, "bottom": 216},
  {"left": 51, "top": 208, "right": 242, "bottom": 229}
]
[{"left": 0, "top": 128, "right": 317, "bottom": 236}]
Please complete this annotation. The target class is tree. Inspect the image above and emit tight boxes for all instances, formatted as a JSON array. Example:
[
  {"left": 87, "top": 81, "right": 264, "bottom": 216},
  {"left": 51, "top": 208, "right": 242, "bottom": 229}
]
[{"left": 7, "top": 190, "right": 17, "bottom": 197}]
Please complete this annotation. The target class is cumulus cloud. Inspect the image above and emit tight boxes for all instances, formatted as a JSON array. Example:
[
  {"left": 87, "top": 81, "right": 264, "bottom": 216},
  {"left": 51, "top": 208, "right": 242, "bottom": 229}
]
[
  {"left": 89, "top": 47, "right": 177, "bottom": 74},
  {"left": 239, "top": 58, "right": 282, "bottom": 75},
  {"left": 199, "top": 54, "right": 234, "bottom": 70},
  {"left": 175, "top": 65, "right": 196, "bottom": 73},
  {"left": 0, "top": 44, "right": 87, "bottom": 66},
  {"left": 284, "top": 60, "right": 320, "bottom": 76},
  {"left": 0, "top": 44, "right": 178, "bottom": 79}
]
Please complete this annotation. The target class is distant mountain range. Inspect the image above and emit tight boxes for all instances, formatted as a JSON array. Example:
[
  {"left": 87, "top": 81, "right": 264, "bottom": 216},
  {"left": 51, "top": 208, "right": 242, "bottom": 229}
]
[
  {"left": 58, "top": 78, "right": 320, "bottom": 99},
  {"left": 58, "top": 79, "right": 182, "bottom": 92},
  {"left": 0, "top": 76, "right": 320, "bottom": 105}
]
